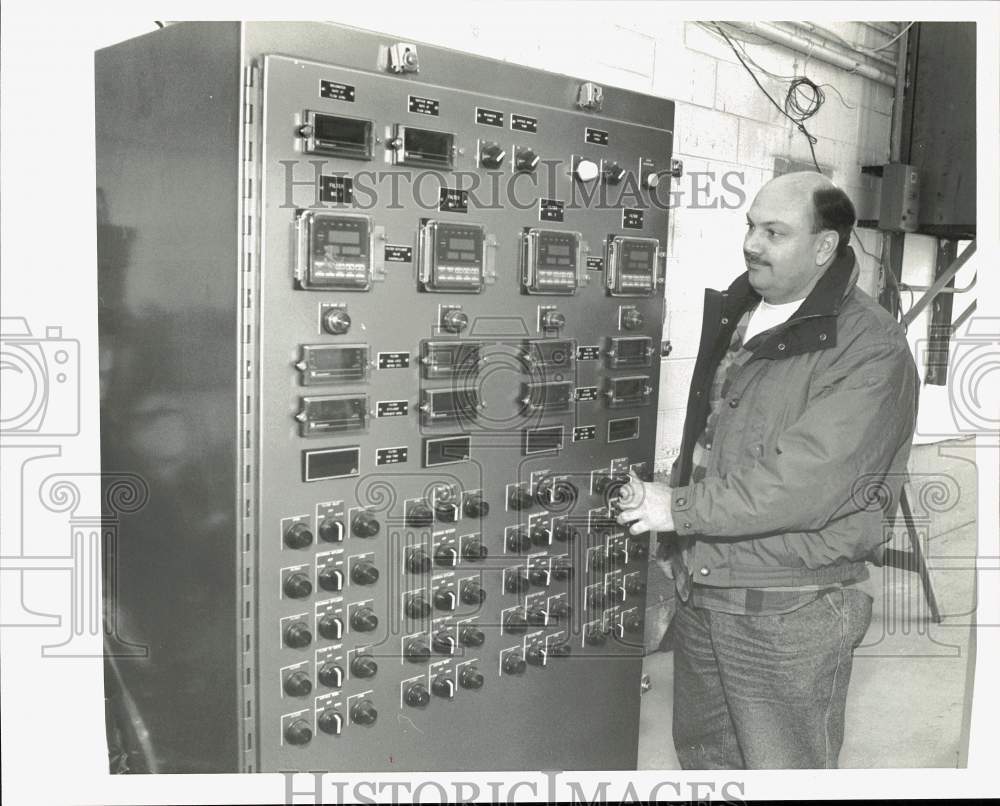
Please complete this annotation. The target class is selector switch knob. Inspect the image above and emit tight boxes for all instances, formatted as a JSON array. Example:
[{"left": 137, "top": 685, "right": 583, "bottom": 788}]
[
  {"left": 434, "top": 545, "right": 459, "bottom": 567},
  {"left": 541, "top": 310, "right": 566, "bottom": 330},
  {"left": 283, "top": 573, "right": 313, "bottom": 600},
  {"left": 504, "top": 570, "right": 530, "bottom": 595},
  {"left": 318, "top": 567, "right": 343, "bottom": 593},
  {"left": 318, "top": 662, "right": 344, "bottom": 689},
  {"left": 322, "top": 308, "right": 352, "bottom": 336},
  {"left": 460, "top": 579, "right": 486, "bottom": 605},
  {"left": 405, "top": 594, "right": 432, "bottom": 619},
  {"left": 351, "top": 561, "right": 379, "bottom": 586},
  {"left": 350, "top": 607, "right": 379, "bottom": 633},
  {"left": 526, "top": 607, "right": 547, "bottom": 626},
  {"left": 283, "top": 670, "right": 313, "bottom": 697},
  {"left": 515, "top": 148, "right": 540, "bottom": 173},
  {"left": 622, "top": 308, "right": 645, "bottom": 330},
  {"left": 317, "top": 614, "right": 343, "bottom": 641},
  {"left": 459, "top": 624, "right": 485, "bottom": 647},
  {"left": 350, "top": 698, "right": 378, "bottom": 726},
  {"left": 530, "top": 523, "right": 550, "bottom": 547},
  {"left": 609, "top": 545, "right": 628, "bottom": 568},
  {"left": 317, "top": 709, "right": 343, "bottom": 735},
  {"left": 459, "top": 665, "right": 484, "bottom": 690},
  {"left": 284, "top": 719, "right": 313, "bottom": 746},
  {"left": 407, "top": 501, "right": 434, "bottom": 529},
  {"left": 283, "top": 621, "right": 312, "bottom": 649},
  {"left": 351, "top": 653, "right": 378, "bottom": 678},
  {"left": 506, "top": 528, "right": 532, "bottom": 554},
  {"left": 432, "top": 630, "right": 456, "bottom": 655},
  {"left": 433, "top": 588, "right": 457, "bottom": 611},
  {"left": 404, "top": 682, "right": 431, "bottom": 707},
  {"left": 502, "top": 652, "right": 527, "bottom": 675},
  {"left": 318, "top": 517, "right": 344, "bottom": 543},
  {"left": 441, "top": 308, "right": 469, "bottom": 334},
  {"left": 462, "top": 538, "right": 488, "bottom": 561},
  {"left": 404, "top": 637, "right": 431, "bottom": 663},
  {"left": 431, "top": 674, "right": 456, "bottom": 699},
  {"left": 479, "top": 142, "right": 506, "bottom": 169},
  {"left": 434, "top": 499, "right": 458, "bottom": 523},
  {"left": 594, "top": 473, "right": 628, "bottom": 496},
  {"left": 504, "top": 612, "right": 528, "bottom": 634},
  {"left": 528, "top": 567, "right": 550, "bottom": 587},
  {"left": 463, "top": 494, "right": 490, "bottom": 518},
  {"left": 574, "top": 158, "right": 600, "bottom": 182},
  {"left": 284, "top": 522, "right": 313, "bottom": 550},
  {"left": 603, "top": 161, "right": 626, "bottom": 184},
  {"left": 351, "top": 511, "right": 380, "bottom": 538},
  {"left": 508, "top": 486, "right": 534, "bottom": 511},
  {"left": 526, "top": 644, "right": 547, "bottom": 665},
  {"left": 406, "top": 549, "right": 432, "bottom": 575}
]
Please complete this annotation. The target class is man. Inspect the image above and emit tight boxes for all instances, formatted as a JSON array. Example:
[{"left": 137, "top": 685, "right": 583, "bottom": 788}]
[{"left": 617, "top": 171, "right": 918, "bottom": 769}]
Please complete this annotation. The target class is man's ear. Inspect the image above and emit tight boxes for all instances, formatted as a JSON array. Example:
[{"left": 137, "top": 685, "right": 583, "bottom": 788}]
[{"left": 815, "top": 230, "right": 839, "bottom": 265}]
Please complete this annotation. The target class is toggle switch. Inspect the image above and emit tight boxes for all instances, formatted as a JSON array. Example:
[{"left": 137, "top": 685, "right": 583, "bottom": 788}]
[
  {"left": 441, "top": 308, "right": 469, "bottom": 334},
  {"left": 322, "top": 308, "right": 352, "bottom": 335}
]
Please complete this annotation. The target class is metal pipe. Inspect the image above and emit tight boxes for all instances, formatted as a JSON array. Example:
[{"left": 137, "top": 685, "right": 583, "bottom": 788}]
[
  {"left": 727, "top": 21, "right": 896, "bottom": 86},
  {"left": 862, "top": 21, "right": 902, "bottom": 38},
  {"left": 788, "top": 21, "right": 898, "bottom": 70}
]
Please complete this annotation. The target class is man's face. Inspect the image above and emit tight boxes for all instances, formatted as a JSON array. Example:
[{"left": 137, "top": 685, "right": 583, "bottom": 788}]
[{"left": 743, "top": 182, "right": 833, "bottom": 304}]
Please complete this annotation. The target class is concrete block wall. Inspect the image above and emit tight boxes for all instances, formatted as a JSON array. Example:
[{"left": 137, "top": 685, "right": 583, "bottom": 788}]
[{"left": 322, "top": 10, "right": 899, "bottom": 468}]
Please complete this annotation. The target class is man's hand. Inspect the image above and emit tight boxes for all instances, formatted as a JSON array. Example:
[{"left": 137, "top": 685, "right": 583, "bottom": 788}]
[{"left": 615, "top": 472, "right": 675, "bottom": 535}]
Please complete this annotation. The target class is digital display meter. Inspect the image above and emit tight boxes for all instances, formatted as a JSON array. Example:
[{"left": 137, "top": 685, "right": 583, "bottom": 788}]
[
  {"left": 521, "top": 229, "right": 581, "bottom": 294},
  {"left": 606, "top": 236, "right": 659, "bottom": 297},
  {"left": 296, "top": 211, "right": 372, "bottom": 290},
  {"left": 418, "top": 220, "right": 486, "bottom": 292}
]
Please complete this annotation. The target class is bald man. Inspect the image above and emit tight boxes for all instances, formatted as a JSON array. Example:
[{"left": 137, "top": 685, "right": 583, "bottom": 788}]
[{"left": 618, "top": 172, "right": 918, "bottom": 769}]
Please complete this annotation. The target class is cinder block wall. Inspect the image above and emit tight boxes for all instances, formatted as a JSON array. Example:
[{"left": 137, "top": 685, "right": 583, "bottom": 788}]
[{"left": 319, "top": 12, "right": 899, "bottom": 466}]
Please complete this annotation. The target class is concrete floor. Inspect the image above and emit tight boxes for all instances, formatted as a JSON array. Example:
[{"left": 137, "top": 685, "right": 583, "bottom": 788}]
[{"left": 637, "top": 437, "right": 978, "bottom": 769}]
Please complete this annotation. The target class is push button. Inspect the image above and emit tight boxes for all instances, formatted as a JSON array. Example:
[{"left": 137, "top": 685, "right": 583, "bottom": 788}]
[{"left": 699, "top": 567, "right": 710, "bottom": 576}]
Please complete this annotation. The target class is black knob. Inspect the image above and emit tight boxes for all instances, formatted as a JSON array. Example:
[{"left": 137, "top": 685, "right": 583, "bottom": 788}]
[
  {"left": 526, "top": 644, "right": 546, "bottom": 665},
  {"left": 623, "top": 612, "right": 643, "bottom": 633},
  {"left": 479, "top": 142, "right": 506, "bottom": 169},
  {"left": 283, "top": 670, "right": 312, "bottom": 697},
  {"left": 405, "top": 594, "right": 431, "bottom": 619},
  {"left": 549, "top": 642, "right": 572, "bottom": 658},
  {"left": 553, "top": 522, "right": 579, "bottom": 543},
  {"left": 322, "top": 308, "right": 352, "bottom": 335},
  {"left": 284, "top": 718, "right": 312, "bottom": 746},
  {"left": 317, "top": 709, "right": 343, "bottom": 735},
  {"left": 406, "top": 549, "right": 432, "bottom": 575},
  {"left": 318, "top": 566, "right": 343, "bottom": 593},
  {"left": 351, "top": 561, "right": 379, "bottom": 586},
  {"left": 585, "top": 626, "right": 607, "bottom": 646},
  {"left": 508, "top": 486, "right": 534, "bottom": 511},
  {"left": 404, "top": 638, "right": 431, "bottom": 663},
  {"left": 434, "top": 499, "right": 458, "bottom": 523},
  {"left": 622, "top": 308, "right": 645, "bottom": 331},
  {"left": 283, "top": 621, "right": 312, "bottom": 649},
  {"left": 351, "top": 698, "right": 377, "bottom": 726},
  {"left": 459, "top": 624, "right": 485, "bottom": 647},
  {"left": 284, "top": 522, "right": 313, "bottom": 550},
  {"left": 350, "top": 607, "right": 378, "bottom": 633},
  {"left": 441, "top": 309, "right": 469, "bottom": 334},
  {"left": 506, "top": 528, "right": 532, "bottom": 554},
  {"left": 462, "top": 538, "right": 488, "bottom": 561},
  {"left": 431, "top": 674, "right": 456, "bottom": 699},
  {"left": 530, "top": 523, "right": 550, "bottom": 547},
  {"left": 463, "top": 494, "right": 490, "bottom": 518},
  {"left": 317, "top": 614, "right": 343, "bottom": 641},
  {"left": 351, "top": 510, "right": 380, "bottom": 538},
  {"left": 594, "top": 473, "right": 628, "bottom": 496},
  {"left": 504, "top": 570, "right": 530, "bottom": 594},
  {"left": 432, "top": 630, "right": 456, "bottom": 655},
  {"left": 434, "top": 545, "right": 458, "bottom": 567},
  {"left": 551, "top": 560, "right": 573, "bottom": 581},
  {"left": 459, "top": 665, "right": 484, "bottom": 690},
  {"left": 515, "top": 148, "right": 539, "bottom": 173},
  {"left": 407, "top": 501, "right": 434, "bottom": 529},
  {"left": 404, "top": 682, "right": 431, "bottom": 707},
  {"left": 504, "top": 612, "right": 528, "bottom": 634},
  {"left": 526, "top": 607, "right": 547, "bottom": 626},
  {"left": 351, "top": 653, "right": 378, "bottom": 678},
  {"left": 586, "top": 588, "right": 606, "bottom": 610},
  {"left": 528, "top": 567, "right": 550, "bottom": 587},
  {"left": 283, "top": 572, "right": 313, "bottom": 599},
  {"left": 603, "top": 161, "right": 626, "bottom": 184},
  {"left": 318, "top": 662, "right": 343, "bottom": 689},
  {"left": 433, "top": 588, "right": 457, "bottom": 611},
  {"left": 502, "top": 652, "right": 527, "bottom": 675},
  {"left": 460, "top": 579, "right": 486, "bottom": 605},
  {"left": 549, "top": 599, "right": 571, "bottom": 620},
  {"left": 318, "top": 517, "right": 344, "bottom": 543},
  {"left": 626, "top": 576, "right": 647, "bottom": 596},
  {"left": 541, "top": 309, "right": 566, "bottom": 330}
]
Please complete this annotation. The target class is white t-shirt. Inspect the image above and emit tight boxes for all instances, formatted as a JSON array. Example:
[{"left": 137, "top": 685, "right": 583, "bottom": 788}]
[{"left": 743, "top": 298, "right": 804, "bottom": 344}]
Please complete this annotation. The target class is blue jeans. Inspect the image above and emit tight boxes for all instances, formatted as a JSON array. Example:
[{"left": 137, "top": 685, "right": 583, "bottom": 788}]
[{"left": 671, "top": 587, "right": 873, "bottom": 769}]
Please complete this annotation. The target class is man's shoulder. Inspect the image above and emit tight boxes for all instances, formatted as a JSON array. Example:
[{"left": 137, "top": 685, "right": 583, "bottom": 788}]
[{"left": 836, "top": 286, "right": 910, "bottom": 352}]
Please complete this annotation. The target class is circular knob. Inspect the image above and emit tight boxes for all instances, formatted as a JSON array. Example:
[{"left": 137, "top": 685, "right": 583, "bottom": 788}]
[
  {"left": 479, "top": 143, "right": 506, "bottom": 169},
  {"left": 318, "top": 517, "right": 344, "bottom": 543},
  {"left": 574, "top": 158, "right": 600, "bottom": 182},
  {"left": 526, "top": 644, "right": 546, "bottom": 666},
  {"left": 407, "top": 502, "right": 434, "bottom": 529},
  {"left": 549, "top": 599, "right": 571, "bottom": 620},
  {"left": 283, "top": 572, "right": 313, "bottom": 600},
  {"left": 502, "top": 652, "right": 526, "bottom": 675},
  {"left": 603, "top": 161, "right": 626, "bottom": 184},
  {"left": 595, "top": 473, "right": 627, "bottom": 496},
  {"left": 431, "top": 675, "right": 456, "bottom": 699},
  {"left": 622, "top": 309, "right": 645, "bottom": 330},
  {"left": 460, "top": 579, "right": 486, "bottom": 605},
  {"left": 405, "top": 594, "right": 431, "bottom": 619},
  {"left": 459, "top": 665, "right": 484, "bottom": 690},
  {"left": 433, "top": 589, "right": 457, "bottom": 611},
  {"left": 515, "top": 148, "right": 539, "bottom": 173},
  {"left": 434, "top": 545, "right": 458, "bottom": 567},
  {"left": 318, "top": 567, "right": 343, "bottom": 593},
  {"left": 506, "top": 528, "right": 532, "bottom": 554},
  {"left": 551, "top": 560, "right": 573, "bottom": 581},
  {"left": 283, "top": 621, "right": 312, "bottom": 649},
  {"left": 462, "top": 539, "right": 488, "bottom": 561},
  {"left": 434, "top": 499, "right": 458, "bottom": 523},
  {"left": 284, "top": 718, "right": 313, "bottom": 746},
  {"left": 351, "top": 511, "right": 380, "bottom": 538},
  {"left": 350, "top": 607, "right": 378, "bottom": 633},
  {"left": 623, "top": 612, "right": 643, "bottom": 633},
  {"left": 404, "top": 682, "right": 431, "bottom": 707},
  {"left": 351, "top": 653, "right": 378, "bottom": 678},
  {"left": 541, "top": 310, "right": 566, "bottom": 330},
  {"left": 406, "top": 548, "right": 432, "bottom": 575},
  {"left": 404, "top": 638, "right": 431, "bottom": 663},
  {"left": 463, "top": 494, "right": 490, "bottom": 518},
  {"left": 432, "top": 630, "right": 456, "bottom": 655},
  {"left": 283, "top": 522, "right": 313, "bottom": 550},
  {"left": 528, "top": 567, "right": 550, "bottom": 587},
  {"left": 322, "top": 308, "right": 352, "bottom": 335},
  {"left": 441, "top": 309, "right": 469, "bottom": 334},
  {"left": 318, "top": 662, "right": 344, "bottom": 689},
  {"left": 585, "top": 626, "right": 607, "bottom": 646},
  {"left": 351, "top": 561, "right": 379, "bottom": 586},
  {"left": 526, "top": 607, "right": 547, "bottom": 626},
  {"left": 504, "top": 570, "right": 530, "bottom": 594},
  {"left": 530, "top": 523, "right": 550, "bottom": 547},
  {"left": 586, "top": 588, "right": 606, "bottom": 610},
  {"left": 459, "top": 624, "right": 485, "bottom": 647},
  {"left": 643, "top": 171, "right": 660, "bottom": 189},
  {"left": 317, "top": 614, "right": 343, "bottom": 641},
  {"left": 508, "top": 486, "right": 534, "bottom": 511},
  {"left": 351, "top": 698, "right": 378, "bottom": 726},
  {"left": 283, "top": 670, "right": 313, "bottom": 697},
  {"left": 317, "top": 709, "right": 343, "bottom": 735},
  {"left": 504, "top": 612, "right": 528, "bottom": 634},
  {"left": 553, "top": 522, "right": 579, "bottom": 543}
]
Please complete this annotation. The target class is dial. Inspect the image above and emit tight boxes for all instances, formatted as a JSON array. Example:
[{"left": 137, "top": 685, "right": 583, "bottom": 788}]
[
  {"left": 506, "top": 528, "right": 532, "bottom": 554},
  {"left": 459, "top": 665, "right": 484, "bottom": 689},
  {"left": 463, "top": 493, "right": 490, "bottom": 518},
  {"left": 502, "top": 652, "right": 526, "bottom": 675},
  {"left": 351, "top": 510, "right": 380, "bottom": 538},
  {"left": 441, "top": 308, "right": 469, "bottom": 334},
  {"left": 433, "top": 588, "right": 457, "bottom": 611},
  {"left": 459, "top": 624, "right": 485, "bottom": 647},
  {"left": 504, "top": 570, "right": 530, "bottom": 594},
  {"left": 405, "top": 593, "right": 431, "bottom": 619},
  {"left": 406, "top": 548, "right": 432, "bottom": 574},
  {"left": 507, "top": 486, "right": 534, "bottom": 511},
  {"left": 350, "top": 607, "right": 378, "bottom": 632},
  {"left": 284, "top": 718, "right": 313, "bottom": 746},
  {"left": 504, "top": 612, "right": 528, "bottom": 634},
  {"left": 351, "top": 561, "right": 379, "bottom": 585},
  {"left": 284, "top": 522, "right": 313, "bottom": 550},
  {"left": 283, "top": 621, "right": 312, "bottom": 649},
  {"left": 621, "top": 308, "right": 644, "bottom": 330},
  {"left": 540, "top": 310, "right": 566, "bottom": 330},
  {"left": 404, "top": 637, "right": 431, "bottom": 663},
  {"left": 351, "top": 653, "right": 378, "bottom": 678},
  {"left": 322, "top": 308, "right": 352, "bottom": 336},
  {"left": 479, "top": 142, "right": 506, "bottom": 169},
  {"left": 283, "top": 670, "right": 313, "bottom": 697},
  {"left": 351, "top": 698, "right": 378, "bottom": 726},
  {"left": 462, "top": 538, "right": 488, "bottom": 561},
  {"left": 404, "top": 682, "right": 431, "bottom": 707},
  {"left": 460, "top": 579, "right": 486, "bottom": 605},
  {"left": 434, "top": 545, "right": 459, "bottom": 567},
  {"left": 283, "top": 572, "right": 313, "bottom": 600},
  {"left": 432, "top": 630, "right": 456, "bottom": 655},
  {"left": 407, "top": 501, "right": 434, "bottom": 529},
  {"left": 431, "top": 675, "right": 456, "bottom": 699}
]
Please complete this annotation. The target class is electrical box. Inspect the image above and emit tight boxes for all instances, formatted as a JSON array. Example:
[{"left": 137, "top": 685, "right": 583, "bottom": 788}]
[
  {"left": 97, "top": 21, "right": 674, "bottom": 774},
  {"left": 878, "top": 163, "right": 921, "bottom": 233}
]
